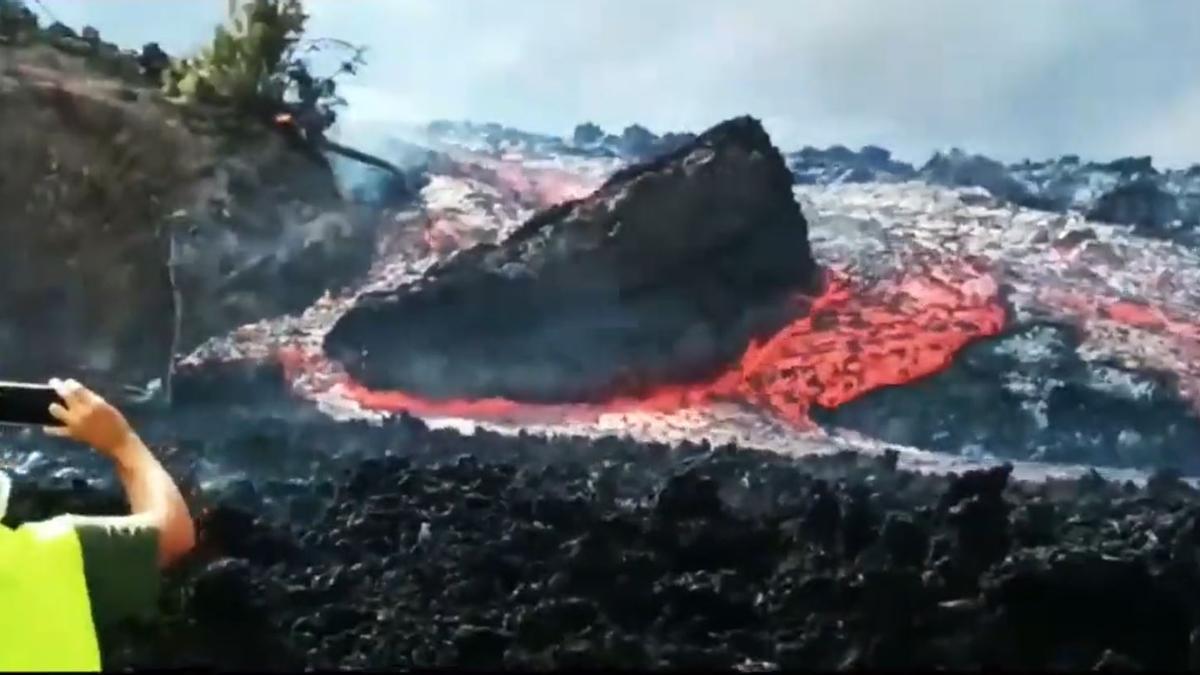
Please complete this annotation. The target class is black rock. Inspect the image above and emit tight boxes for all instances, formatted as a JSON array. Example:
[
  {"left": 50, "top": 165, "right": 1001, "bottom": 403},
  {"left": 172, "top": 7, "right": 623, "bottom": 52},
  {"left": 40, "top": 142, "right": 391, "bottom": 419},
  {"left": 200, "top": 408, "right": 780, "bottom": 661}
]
[
  {"left": 881, "top": 512, "right": 929, "bottom": 567},
  {"left": 1148, "top": 467, "right": 1192, "bottom": 500},
  {"left": 920, "top": 149, "right": 1040, "bottom": 207},
  {"left": 1088, "top": 179, "right": 1182, "bottom": 231},
  {"left": 940, "top": 465, "right": 1013, "bottom": 512},
  {"left": 324, "top": 116, "right": 820, "bottom": 403},
  {"left": 516, "top": 598, "right": 600, "bottom": 648},
  {"left": 841, "top": 486, "right": 880, "bottom": 560},
  {"left": 1096, "top": 156, "right": 1156, "bottom": 176},
  {"left": 618, "top": 124, "right": 659, "bottom": 157},
  {"left": 949, "top": 495, "right": 1011, "bottom": 566},
  {"left": 572, "top": 122, "right": 604, "bottom": 147},
  {"left": 655, "top": 471, "right": 725, "bottom": 521},
  {"left": 190, "top": 557, "right": 261, "bottom": 623},
  {"left": 984, "top": 550, "right": 1188, "bottom": 668},
  {"left": 788, "top": 144, "right": 917, "bottom": 184},
  {"left": 37, "top": 387, "right": 1200, "bottom": 671},
  {"left": 803, "top": 480, "right": 841, "bottom": 549},
  {"left": 453, "top": 625, "right": 512, "bottom": 667},
  {"left": 1011, "top": 500, "right": 1057, "bottom": 546}
]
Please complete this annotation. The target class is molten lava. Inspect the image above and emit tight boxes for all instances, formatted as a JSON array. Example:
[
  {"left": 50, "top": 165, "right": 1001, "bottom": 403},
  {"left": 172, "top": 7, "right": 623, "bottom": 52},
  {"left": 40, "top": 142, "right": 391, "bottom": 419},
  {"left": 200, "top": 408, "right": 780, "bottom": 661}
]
[
  {"left": 489, "top": 159, "right": 597, "bottom": 207},
  {"left": 308, "top": 259, "right": 1006, "bottom": 428},
  {"left": 272, "top": 134, "right": 1006, "bottom": 427},
  {"left": 1038, "top": 288, "right": 1200, "bottom": 411}
]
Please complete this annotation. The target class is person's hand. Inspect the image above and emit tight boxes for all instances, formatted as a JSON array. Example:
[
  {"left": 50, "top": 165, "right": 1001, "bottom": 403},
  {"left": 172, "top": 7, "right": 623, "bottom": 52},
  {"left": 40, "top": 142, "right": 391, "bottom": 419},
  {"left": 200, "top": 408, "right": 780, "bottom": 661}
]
[{"left": 44, "top": 378, "right": 138, "bottom": 461}]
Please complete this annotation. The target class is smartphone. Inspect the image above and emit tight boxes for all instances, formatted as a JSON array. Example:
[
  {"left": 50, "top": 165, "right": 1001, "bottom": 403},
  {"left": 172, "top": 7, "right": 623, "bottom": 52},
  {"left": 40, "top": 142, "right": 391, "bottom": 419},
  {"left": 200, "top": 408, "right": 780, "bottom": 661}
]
[{"left": 0, "top": 381, "right": 65, "bottom": 427}]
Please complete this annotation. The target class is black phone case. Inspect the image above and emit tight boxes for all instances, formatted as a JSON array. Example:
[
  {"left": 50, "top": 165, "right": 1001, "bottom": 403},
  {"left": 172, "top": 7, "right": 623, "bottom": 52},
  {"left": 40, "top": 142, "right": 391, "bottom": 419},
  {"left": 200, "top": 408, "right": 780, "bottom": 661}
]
[{"left": 0, "top": 382, "right": 65, "bottom": 427}]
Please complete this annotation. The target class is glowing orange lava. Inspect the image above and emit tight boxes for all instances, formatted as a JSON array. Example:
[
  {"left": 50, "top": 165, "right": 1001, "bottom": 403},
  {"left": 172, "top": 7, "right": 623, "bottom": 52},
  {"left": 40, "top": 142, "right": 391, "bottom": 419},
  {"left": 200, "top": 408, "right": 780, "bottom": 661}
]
[
  {"left": 1104, "top": 301, "right": 1168, "bottom": 329},
  {"left": 1035, "top": 288, "right": 1200, "bottom": 413},
  {"left": 481, "top": 158, "right": 599, "bottom": 207},
  {"left": 1040, "top": 289, "right": 1200, "bottom": 341},
  {"left": 313, "top": 259, "right": 1006, "bottom": 428}
]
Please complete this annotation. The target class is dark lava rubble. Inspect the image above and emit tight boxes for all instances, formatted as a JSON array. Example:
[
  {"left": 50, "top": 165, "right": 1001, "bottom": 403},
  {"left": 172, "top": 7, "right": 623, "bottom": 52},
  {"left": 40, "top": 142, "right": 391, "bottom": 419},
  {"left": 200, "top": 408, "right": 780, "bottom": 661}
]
[
  {"left": 7, "top": 22, "right": 1200, "bottom": 671},
  {"left": 7, "top": 411, "right": 1200, "bottom": 670}
]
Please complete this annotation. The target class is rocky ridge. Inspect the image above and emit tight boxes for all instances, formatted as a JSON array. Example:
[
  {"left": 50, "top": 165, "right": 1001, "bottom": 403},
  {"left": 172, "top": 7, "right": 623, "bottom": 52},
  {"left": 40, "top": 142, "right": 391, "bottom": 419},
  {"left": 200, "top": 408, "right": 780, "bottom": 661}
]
[
  {"left": 790, "top": 145, "right": 1200, "bottom": 237},
  {"left": 419, "top": 119, "right": 696, "bottom": 163},
  {"left": 413, "top": 121, "right": 1200, "bottom": 238}
]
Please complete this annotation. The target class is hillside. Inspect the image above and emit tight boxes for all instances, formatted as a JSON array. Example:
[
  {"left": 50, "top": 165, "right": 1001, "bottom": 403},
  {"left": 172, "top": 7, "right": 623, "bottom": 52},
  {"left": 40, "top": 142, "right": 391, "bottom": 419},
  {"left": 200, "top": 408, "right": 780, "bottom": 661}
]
[{"left": 0, "top": 33, "right": 381, "bottom": 397}]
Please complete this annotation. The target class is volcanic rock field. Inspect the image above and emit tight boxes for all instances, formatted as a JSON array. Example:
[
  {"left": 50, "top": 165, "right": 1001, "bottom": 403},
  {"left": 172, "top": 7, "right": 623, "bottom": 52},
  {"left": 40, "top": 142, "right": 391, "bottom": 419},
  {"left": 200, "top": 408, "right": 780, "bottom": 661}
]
[
  {"left": 10, "top": 411, "right": 1200, "bottom": 671},
  {"left": 6, "top": 41, "right": 1200, "bottom": 668}
]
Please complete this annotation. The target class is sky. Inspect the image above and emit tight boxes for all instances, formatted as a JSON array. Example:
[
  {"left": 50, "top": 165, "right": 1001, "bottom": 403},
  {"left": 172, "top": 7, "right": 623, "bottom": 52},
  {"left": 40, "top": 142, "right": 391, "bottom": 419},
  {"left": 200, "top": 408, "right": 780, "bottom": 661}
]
[{"left": 37, "top": 0, "right": 1200, "bottom": 168}]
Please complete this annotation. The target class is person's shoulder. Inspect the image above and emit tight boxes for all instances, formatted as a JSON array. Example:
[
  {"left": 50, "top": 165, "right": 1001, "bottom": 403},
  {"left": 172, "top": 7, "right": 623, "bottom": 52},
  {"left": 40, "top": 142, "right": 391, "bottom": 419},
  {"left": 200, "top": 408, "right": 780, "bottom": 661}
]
[
  {"left": 58, "top": 514, "right": 162, "bottom": 628},
  {"left": 15, "top": 514, "right": 80, "bottom": 542},
  {"left": 61, "top": 514, "right": 161, "bottom": 567}
]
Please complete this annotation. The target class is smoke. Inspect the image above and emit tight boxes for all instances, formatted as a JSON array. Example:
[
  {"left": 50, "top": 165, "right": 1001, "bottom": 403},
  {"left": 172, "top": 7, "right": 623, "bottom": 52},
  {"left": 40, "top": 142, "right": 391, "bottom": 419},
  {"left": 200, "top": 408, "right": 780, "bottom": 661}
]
[
  {"left": 326, "top": 132, "right": 436, "bottom": 207},
  {"left": 305, "top": 0, "right": 1200, "bottom": 168},
  {"left": 58, "top": 0, "right": 1200, "bottom": 167}
]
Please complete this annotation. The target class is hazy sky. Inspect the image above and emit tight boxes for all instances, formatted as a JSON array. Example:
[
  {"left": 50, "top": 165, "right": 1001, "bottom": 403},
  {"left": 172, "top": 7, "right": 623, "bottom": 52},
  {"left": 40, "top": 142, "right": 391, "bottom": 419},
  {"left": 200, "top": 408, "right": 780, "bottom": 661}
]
[{"left": 38, "top": 0, "right": 1200, "bottom": 167}]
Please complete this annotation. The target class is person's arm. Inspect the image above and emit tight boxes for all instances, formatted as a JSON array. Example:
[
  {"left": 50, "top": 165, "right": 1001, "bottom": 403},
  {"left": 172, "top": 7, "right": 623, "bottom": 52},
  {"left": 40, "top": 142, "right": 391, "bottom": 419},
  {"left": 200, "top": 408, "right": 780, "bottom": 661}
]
[{"left": 45, "top": 378, "right": 196, "bottom": 568}]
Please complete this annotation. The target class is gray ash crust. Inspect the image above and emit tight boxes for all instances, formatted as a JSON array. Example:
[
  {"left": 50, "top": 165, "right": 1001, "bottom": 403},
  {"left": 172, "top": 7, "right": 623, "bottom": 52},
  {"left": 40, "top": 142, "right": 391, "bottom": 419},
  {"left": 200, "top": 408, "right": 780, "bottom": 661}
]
[
  {"left": 431, "top": 119, "right": 1200, "bottom": 238},
  {"left": 787, "top": 145, "right": 1200, "bottom": 239},
  {"left": 426, "top": 119, "right": 697, "bottom": 163},
  {"left": 7, "top": 408, "right": 1200, "bottom": 670},
  {"left": 323, "top": 116, "right": 821, "bottom": 403}
]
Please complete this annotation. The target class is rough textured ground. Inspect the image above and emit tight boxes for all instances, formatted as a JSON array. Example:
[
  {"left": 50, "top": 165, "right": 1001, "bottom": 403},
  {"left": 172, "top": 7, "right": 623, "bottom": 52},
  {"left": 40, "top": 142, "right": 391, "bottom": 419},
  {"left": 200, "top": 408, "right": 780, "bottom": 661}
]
[
  {"left": 789, "top": 144, "right": 1200, "bottom": 237},
  {"left": 185, "top": 127, "right": 1200, "bottom": 482},
  {"left": 5, "top": 411, "right": 1199, "bottom": 671},
  {"left": 0, "top": 38, "right": 386, "bottom": 396},
  {"left": 6, "top": 34, "right": 1200, "bottom": 668}
]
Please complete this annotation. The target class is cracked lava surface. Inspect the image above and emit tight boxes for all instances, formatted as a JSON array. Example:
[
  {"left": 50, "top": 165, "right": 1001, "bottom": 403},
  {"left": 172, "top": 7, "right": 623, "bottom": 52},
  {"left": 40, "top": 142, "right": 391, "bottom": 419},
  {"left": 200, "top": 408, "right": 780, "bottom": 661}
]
[{"left": 184, "top": 136, "right": 1200, "bottom": 481}]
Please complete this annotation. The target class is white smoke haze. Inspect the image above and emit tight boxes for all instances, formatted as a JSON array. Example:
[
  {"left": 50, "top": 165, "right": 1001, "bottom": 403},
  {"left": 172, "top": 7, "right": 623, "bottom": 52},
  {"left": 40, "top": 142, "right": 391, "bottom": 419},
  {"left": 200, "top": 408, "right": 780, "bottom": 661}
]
[{"left": 49, "top": 0, "right": 1200, "bottom": 167}]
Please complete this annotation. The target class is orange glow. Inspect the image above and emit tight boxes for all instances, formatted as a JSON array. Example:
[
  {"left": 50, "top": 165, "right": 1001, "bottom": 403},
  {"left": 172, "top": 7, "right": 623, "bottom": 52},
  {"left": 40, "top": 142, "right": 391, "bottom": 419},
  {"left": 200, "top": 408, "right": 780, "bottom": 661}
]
[
  {"left": 1039, "top": 289, "right": 1199, "bottom": 339},
  {"left": 293, "top": 260, "right": 1006, "bottom": 427},
  {"left": 483, "top": 159, "right": 598, "bottom": 207},
  {"left": 1036, "top": 289, "right": 1200, "bottom": 413},
  {"left": 1104, "top": 301, "right": 1167, "bottom": 329}
]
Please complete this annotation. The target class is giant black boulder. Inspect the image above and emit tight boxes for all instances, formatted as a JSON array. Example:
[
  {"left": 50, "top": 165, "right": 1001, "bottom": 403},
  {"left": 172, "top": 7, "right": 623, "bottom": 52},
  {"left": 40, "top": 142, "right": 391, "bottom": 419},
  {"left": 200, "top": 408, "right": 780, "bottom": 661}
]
[{"left": 324, "top": 116, "right": 821, "bottom": 402}]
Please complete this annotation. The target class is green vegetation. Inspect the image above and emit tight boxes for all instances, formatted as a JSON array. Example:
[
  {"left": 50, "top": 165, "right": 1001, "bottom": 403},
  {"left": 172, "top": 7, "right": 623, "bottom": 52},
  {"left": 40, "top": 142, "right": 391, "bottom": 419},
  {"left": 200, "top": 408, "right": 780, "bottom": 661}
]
[
  {"left": 163, "top": 0, "right": 365, "bottom": 138},
  {"left": 3, "top": 0, "right": 404, "bottom": 181},
  {"left": 0, "top": 0, "right": 38, "bottom": 42}
]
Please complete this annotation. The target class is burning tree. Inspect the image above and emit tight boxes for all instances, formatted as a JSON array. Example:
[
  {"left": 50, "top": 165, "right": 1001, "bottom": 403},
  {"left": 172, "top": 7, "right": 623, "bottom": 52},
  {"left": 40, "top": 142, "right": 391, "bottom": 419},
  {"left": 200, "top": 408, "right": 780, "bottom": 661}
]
[
  {"left": 164, "top": 0, "right": 403, "bottom": 178},
  {"left": 164, "top": 1, "right": 354, "bottom": 127}
]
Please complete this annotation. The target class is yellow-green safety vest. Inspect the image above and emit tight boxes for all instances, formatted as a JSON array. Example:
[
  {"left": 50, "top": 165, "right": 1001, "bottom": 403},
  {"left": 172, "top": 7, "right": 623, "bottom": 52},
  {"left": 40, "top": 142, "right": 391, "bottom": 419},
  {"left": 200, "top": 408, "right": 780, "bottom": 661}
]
[{"left": 0, "top": 516, "right": 102, "bottom": 671}]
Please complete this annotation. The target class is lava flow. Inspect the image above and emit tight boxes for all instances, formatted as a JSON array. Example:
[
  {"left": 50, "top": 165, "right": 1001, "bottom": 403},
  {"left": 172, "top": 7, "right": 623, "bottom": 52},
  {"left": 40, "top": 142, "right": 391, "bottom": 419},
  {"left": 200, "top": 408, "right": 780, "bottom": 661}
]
[
  {"left": 310, "top": 258, "right": 1006, "bottom": 428},
  {"left": 1037, "top": 287, "right": 1200, "bottom": 411}
]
